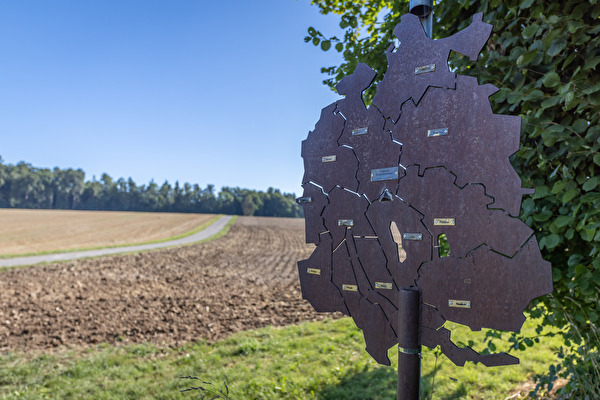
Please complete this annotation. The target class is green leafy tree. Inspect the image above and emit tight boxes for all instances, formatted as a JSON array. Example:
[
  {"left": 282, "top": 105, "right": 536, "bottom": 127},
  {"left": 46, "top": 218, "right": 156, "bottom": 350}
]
[{"left": 306, "top": 0, "right": 600, "bottom": 396}]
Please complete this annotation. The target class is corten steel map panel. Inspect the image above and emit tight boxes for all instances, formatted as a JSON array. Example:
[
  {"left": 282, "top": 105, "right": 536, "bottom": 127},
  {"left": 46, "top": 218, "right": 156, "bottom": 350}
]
[{"left": 298, "top": 12, "right": 553, "bottom": 367}]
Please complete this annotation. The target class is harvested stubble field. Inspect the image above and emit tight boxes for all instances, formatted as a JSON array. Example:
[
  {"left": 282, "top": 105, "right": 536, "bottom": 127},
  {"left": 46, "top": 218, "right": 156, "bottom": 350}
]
[
  {"left": 0, "top": 208, "right": 216, "bottom": 256},
  {"left": 0, "top": 216, "right": 329, "bottom": 351}
]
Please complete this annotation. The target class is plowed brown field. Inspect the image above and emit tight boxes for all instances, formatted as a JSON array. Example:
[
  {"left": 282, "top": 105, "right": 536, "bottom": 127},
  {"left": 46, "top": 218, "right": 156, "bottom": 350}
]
[{"left": 0, "top": 216, "right": 330, "bottom": 351}]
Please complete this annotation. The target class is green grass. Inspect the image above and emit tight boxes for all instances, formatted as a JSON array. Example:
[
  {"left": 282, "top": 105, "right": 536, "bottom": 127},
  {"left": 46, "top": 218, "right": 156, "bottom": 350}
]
[
  {"left": 0, "top": 215, "right": 224, "bottom": 260},
  {"left": 0, "top": 314, "right": 563, "bottom": 399}
]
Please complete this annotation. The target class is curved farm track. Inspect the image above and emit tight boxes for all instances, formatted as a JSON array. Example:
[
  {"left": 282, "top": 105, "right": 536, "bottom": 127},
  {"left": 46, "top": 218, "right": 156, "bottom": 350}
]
[{"left": 0, "top": 216, "right": 334, "bottom": 351}]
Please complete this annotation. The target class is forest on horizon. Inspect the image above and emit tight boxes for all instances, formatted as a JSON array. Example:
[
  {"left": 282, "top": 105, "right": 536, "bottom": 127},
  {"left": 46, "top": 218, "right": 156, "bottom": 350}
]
[{"left": 0, "top": 158, "right": 302, "bottom": 218}]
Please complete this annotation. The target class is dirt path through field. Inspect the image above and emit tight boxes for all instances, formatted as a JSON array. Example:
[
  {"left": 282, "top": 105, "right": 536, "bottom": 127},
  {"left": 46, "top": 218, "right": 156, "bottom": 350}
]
[
  {"left": 0, "top": 216, "right": 329, "bottom": 351},
  {"left": 0, "top": 216, "right": 232, "bottom": 268}
]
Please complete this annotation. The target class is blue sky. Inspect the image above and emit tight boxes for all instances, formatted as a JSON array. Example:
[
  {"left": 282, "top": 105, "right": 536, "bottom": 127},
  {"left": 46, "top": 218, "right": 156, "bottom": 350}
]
[{"left": 0, "top": 1, "right": 346, "bottom": 195}]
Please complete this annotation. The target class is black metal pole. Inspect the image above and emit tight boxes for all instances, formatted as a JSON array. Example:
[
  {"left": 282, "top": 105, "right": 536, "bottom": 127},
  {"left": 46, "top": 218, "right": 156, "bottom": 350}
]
[
  {"left": 409, "top": 0, "right": 433, "bottom": 38},
  {"left": 397, "top": 287, "right": 421, "bottom": 400}
]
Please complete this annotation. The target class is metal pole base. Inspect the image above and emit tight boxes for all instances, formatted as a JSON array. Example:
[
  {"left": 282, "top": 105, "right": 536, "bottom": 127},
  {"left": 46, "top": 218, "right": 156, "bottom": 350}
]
[{"left": 398, "top": 287, "right": 421, "bottom": 400}]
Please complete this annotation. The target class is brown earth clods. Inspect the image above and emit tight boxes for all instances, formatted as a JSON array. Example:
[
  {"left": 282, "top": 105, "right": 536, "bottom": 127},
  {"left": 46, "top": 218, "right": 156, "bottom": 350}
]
[{"left": 0, "top": 216, "right": 331, "bottom": 351}]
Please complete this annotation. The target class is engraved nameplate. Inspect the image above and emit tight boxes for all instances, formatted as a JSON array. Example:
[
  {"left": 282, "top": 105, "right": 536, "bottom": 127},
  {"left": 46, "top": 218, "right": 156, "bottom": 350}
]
[
  {"left": 448, "top": 299, "right": 471, "bottom": 309},
  {"left": 342, "top": 284, "right": 358, "bottom": 292},
  {"left": 434, "top": 218, "right": 455, "bottom": 226},
  {"left": 296, "top": 196, "right": 312, "bottom": 205},
  {"left": 402, "top": 233, "right": 423, "bottom": 241},
  {"left": 338, "top": 219, "right": 354, "bottom": 227},
  {"left": 427, "top": 128, "right": 448, "bottom": 137},
  {"left": 352, "top": 127, "right": 368, "bottom": 136},
  {"left": 375, "top": 282, "right": 393, "bottom": 290},
  {"left": 322, "top": 155, "right": 336, "bottom": 163},
  {"left": 307, "top": 268, "right": 321, "bottom": 275},
  {"left": 371, "top": 167, "right": 399, "bottom": 182},
  {"left": 415, "top": 64, "right": 435, "bottom": 75}
]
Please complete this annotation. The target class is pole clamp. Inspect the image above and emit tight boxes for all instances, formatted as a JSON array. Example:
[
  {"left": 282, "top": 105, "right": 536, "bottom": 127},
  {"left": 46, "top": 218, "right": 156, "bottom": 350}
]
[{"left": 398, "top": 346, "right": 421, "bottom": 355}]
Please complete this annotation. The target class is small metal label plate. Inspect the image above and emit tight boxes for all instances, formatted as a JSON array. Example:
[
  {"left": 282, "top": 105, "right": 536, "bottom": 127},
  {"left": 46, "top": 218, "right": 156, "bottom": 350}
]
[
  {"left": 402, "top": 233, "right": 423, "bottom": 241},
  {"left": 352, "top": 127, "right": 368, "bottom": 136},
  {"left": 375, "top": 282, "right": 393, "bottom": 290},
  {"left": 296, "top": 196, "right": 312, "bottom": 205},
  {"left": 338, "top": 219, "right": 354, "bottom": 227},
  {"left": 307, "top": 268, "right": 321, "bottom": 275},
  {"left": 321, "top": 155, "right": 336, "bottom": 163},
  {"left": 427, "top": 128, "right": 448, "bottom": 137},
  {"left": 448, "top": 299, "right": 471, "bottom": 309},
  {"left": 371, "top": 167, "right": 399, "bottom": 182},
  {"left": 342, "top": 284, "right": 358, "bottom": 292},
  {"left": 415, "top": 64, "right": 435, "bottom": 75},
  {"left": 434, "top": 218, "right": 455, "bottom": 226}
]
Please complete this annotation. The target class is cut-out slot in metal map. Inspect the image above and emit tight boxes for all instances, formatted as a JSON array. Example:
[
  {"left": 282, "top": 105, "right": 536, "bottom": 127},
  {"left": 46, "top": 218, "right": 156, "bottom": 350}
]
[{"left": 298, "top": 12, "right": 552, "bottom": 368}]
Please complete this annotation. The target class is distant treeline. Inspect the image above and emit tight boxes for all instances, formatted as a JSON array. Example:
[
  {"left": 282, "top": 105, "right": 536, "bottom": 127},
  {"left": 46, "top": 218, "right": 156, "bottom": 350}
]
[{"left": 0, "top": 158, "right": 302, "bottom": 217}]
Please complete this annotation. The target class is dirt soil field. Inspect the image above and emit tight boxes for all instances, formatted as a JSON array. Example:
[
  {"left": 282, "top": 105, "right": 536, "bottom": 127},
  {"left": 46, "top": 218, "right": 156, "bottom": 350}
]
[
  {"left": 0, "top": 216, "right": 332, "bottom": 351},
  {"left": 0, "top": 209, "right": 216, "bottom": 256}
]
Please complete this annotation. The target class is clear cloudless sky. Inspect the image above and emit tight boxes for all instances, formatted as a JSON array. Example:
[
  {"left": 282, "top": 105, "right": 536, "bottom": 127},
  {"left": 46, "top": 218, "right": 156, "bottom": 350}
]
[{"left": 0, "top": 0, "right": 346, "bottom": 196}]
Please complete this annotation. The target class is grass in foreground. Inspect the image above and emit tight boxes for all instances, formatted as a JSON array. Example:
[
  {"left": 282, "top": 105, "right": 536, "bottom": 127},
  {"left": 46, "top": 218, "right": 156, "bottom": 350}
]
[{"left": 0, "top": 316, "right": 562, "bottom": 400}]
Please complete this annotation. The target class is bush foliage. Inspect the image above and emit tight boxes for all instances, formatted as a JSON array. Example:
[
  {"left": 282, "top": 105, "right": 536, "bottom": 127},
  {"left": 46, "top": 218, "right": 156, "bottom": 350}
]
[{"left": 306, "top": 0, "right": 600, "bottom": 395}]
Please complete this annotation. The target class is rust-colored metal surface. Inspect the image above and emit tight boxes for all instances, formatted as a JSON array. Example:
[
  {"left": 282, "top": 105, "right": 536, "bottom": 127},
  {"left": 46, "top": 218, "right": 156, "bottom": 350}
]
[
  {"left": 372, "top": 13, "right": 492, "bottom": 122},
  {"left": 301, "top": 103, "right": 359, "bottom": 193},
  {"left": 297, "top": 11, "right": 552, "bottom": 368},
  {"left": 399, "top": 166, "right": 533, "bottom": 258},
  {"left": 297, "top": 182, "right": 329, "bottom": 244},
  {"left": 336, "top": 63, "right": 403, "bottom": 202},
  {"left": 394, "top": 75, "right": 526, "bottom": 216}
]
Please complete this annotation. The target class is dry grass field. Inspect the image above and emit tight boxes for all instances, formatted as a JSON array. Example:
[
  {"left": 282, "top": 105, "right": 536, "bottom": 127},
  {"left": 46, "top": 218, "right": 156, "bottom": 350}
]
[{"left": 0, "top": 209, "right": 216, "bottom": 256}]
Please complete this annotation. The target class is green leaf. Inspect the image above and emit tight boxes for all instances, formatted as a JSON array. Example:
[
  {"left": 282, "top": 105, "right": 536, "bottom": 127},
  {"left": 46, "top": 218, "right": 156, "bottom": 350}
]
[
  {"left": 547, "top": 15, "right": 560, "bottom": 24},
  {"left": 544, "top": 234, "right": 560, "bottom": 249},
  {"left": 308, "top": 27, "right": 317, "bottom": 37},
  {"left": 335, "top": 43, "right": 343, "bottom": 52},
  {"left": 547, "top": 40, "right": 567, "bottom": 57},
  {"left": 581, "top": 228, "right": 597, "bottom": 242},
  {"left": 312, "top": 37, "right": 320, "bottom": 46},
  {"left": 582, "top": 177, "right": 599, "bottom": 191},
  {"left": 564, "top": 92, "right": 579, "bottom": 110},
  {"left": 541, "top": 97, "right": 560, "bottom": 108},
  {"left": 563, "top": 188, "right": 579, "bottom": 204},
  {"left": 572, "top": 119, "right": 588, "bottom": 134},
  {"left": 554, "top": 215, "right": 573, "bottom": 228},
  {"left": 520, "top": 0, "right": 535, "bottom": 9},
  {"left": 583, "top": 84, "right": 600, "bottom": 95},
  {"left": 522, "top": 198, "right": 535, "bottom": 213},
  {"left": 542, "top": 72, "right": 560, "bottom": 88},
  {"left": 552, "top": 267, "right": 563, "bottom": 282},
  {"left": 594, "top": 154, "right": 600, "bottom": 166},
  {"left": 320, "top": 40, "right": 331, "bottom": 51},
  {"left": 516, "top": 50, "right": 537, "bottom": 66},
  {"left": 532, "top": 185, "right": 548, "bottom": 199},
  {"left": 552, "top": 180, "right": 569, "bottom": 194},
  {"left": 522, "top": 24, "right": 538, "bottom": 39},
  {"left": 584, "top": 56, "right": 600, "bottom": 71}
]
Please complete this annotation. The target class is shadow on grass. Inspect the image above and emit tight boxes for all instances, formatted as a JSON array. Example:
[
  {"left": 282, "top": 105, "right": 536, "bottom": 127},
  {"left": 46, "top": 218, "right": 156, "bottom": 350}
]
[{"left": 315, "top": 363, "right": 468, "bottom": 400}]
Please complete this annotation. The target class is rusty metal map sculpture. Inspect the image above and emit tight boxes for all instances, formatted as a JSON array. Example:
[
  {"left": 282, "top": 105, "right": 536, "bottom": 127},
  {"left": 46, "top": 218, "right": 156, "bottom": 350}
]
[{"left": 297, "top": 13, "right": 552, "bottom": 367}]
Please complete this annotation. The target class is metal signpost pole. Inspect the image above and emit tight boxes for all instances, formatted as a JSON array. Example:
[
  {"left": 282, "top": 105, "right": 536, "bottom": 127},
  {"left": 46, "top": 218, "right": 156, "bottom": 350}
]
[
  {"left": 409, "top": 0, "right": 433, "bottom": 38},
  {"left": 396, "top": 2, "right": 432, "bottom": 399},
  {"left": 397, "top": 287, "right": 421, "bottom": 399}
]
